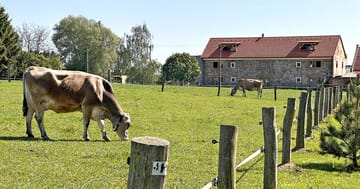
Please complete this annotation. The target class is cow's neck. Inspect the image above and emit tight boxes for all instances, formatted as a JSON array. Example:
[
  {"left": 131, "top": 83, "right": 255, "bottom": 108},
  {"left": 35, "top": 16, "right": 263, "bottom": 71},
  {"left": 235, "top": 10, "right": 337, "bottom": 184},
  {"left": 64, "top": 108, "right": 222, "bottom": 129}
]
[{"left": 102, "top": 91, "right": 124, "bottom": 117}]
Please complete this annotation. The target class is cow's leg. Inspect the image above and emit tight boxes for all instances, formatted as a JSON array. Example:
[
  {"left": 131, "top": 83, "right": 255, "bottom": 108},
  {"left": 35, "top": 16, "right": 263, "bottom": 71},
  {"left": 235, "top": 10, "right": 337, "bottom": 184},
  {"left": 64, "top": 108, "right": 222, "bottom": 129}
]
[
  {"left": 242, "top": 88, "right": 246, "bottom": 97},
  {"left": 97, "top": 120, "right": 111, "bottom": 142},
  {"left": 35, "top": 111, "right": 50, "bottom": 140},
  {"left": 258, "top": 88, "right": 263, "bottom": 98},
  {"left": 26, "top": 109, "right": 35, "bottom": 138},
  {"left": 83, "top": 117, "right": 91, "bottom": 141}
]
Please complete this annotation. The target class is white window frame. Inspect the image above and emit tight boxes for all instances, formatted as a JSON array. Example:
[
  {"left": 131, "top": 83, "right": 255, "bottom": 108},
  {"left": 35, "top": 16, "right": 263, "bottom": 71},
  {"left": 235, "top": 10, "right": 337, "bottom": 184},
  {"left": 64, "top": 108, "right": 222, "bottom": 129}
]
[
  {"left": 296, "top": 61, "right": 302, "bottom": 68},
  {"left": 230, "top": 77, "right": 236, "bottom": 83},
  {"left": 230, "top": 62, "right": 236, "bottom": 68}
]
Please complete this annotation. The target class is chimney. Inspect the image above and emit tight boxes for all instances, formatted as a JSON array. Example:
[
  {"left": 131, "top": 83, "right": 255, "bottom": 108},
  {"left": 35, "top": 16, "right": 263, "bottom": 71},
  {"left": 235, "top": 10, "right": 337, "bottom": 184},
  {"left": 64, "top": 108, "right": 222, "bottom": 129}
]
[{"left": 261, "top": 33, "right": 264, "bottom": 38}]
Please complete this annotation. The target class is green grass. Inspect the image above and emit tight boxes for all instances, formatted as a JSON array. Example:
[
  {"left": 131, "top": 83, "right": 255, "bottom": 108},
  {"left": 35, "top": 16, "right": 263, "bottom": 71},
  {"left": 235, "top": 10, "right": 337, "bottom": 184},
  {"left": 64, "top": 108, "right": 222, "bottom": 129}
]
[{"left": 0, "top": 80, "right": 358, "bottom": 188}]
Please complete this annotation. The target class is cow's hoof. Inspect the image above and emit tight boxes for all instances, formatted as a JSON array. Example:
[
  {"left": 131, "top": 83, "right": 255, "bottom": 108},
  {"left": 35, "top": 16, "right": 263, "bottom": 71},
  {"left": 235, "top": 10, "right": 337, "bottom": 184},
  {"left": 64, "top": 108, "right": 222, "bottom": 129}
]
[
  {"left": 42, "top": 136, "right": 50, "bottom": 141},
  {"left": 27, "top": 134, "right": 34, "bottom": 138},
  {"left": 103, "top": 136, "right": 111, "bottom": 142},
  {"left": 84, "top": 138, "right": 90, "bottom": 141}
]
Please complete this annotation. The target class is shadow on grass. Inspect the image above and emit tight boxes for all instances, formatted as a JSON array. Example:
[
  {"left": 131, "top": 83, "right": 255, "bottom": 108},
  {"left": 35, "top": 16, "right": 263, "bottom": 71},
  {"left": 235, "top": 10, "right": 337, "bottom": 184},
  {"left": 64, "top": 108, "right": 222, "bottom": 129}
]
[
  {"left": 0, "top": 136, "right": 42, "bottom": 141},
  {"left": 300, "top": 162, "right": 354, "bottom": 173},
  {"left": 0, "top": 136, "right": 107, "bottom": 142},
  {"left": 236, "top": 154, "right": 263, "bottom": 183}
]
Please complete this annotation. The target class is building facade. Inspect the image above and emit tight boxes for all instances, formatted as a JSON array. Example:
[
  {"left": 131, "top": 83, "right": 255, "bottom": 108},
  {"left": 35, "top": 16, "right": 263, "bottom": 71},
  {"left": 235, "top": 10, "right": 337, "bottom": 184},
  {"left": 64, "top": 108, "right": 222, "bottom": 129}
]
[{"left": 201, "top": 35, "right": 347, "bottom": 88}]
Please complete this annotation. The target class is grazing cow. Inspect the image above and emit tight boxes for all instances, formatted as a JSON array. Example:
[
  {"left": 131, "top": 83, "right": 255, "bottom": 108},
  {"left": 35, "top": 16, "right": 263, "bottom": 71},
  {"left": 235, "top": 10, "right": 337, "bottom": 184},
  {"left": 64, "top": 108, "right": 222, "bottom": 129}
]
[
  {"left": 22, "top": 66, "right": 131, "bottom": 141},
  {"left": 230, "top": 78, "right": 263, "bottom": 98}
]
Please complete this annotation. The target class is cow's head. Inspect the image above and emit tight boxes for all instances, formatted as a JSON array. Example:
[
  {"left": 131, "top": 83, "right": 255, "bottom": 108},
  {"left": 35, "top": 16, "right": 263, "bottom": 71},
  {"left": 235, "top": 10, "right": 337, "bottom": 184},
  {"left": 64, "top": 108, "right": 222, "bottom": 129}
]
[
  {"left": 113, "top": 113, "right": 131, "bottom": 141},
  {"left": 230, "top": 88, "right": 237, "bottom": 96}
]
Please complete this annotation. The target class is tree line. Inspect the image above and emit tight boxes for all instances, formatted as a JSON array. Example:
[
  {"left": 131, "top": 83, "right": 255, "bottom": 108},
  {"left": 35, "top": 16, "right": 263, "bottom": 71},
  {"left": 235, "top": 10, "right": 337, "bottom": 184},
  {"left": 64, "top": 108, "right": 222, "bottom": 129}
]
[{"left": 0, "top": 6, "right": 199, "bottom": 85}]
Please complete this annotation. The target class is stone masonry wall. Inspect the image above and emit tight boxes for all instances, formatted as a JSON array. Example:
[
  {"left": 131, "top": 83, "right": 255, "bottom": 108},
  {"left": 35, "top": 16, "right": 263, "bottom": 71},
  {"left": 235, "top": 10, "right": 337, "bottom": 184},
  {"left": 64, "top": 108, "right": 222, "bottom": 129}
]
[{"left": 202, "top": 59, "right": 333, "bottom": 88}]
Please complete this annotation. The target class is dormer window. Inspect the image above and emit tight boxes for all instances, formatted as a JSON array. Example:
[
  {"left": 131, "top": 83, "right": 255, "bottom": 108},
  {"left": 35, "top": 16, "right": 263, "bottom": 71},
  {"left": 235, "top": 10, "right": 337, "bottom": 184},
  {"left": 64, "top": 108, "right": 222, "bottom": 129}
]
[
  {"left": 223, "top": 45, "right": 237, "bottom": 52},
  {"left": 219, "top": 42, "right": 240, "bottom": 52},
  {"left": 298, "top": 41, "right": 319, "bottom": 51}
]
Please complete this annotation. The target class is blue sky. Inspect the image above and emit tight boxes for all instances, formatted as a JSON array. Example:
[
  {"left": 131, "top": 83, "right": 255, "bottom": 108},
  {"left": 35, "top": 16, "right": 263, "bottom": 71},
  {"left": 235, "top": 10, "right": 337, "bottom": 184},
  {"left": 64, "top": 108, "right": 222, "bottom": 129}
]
[{"left": 1, "top": 0, "right": 359, "bottom": 64}]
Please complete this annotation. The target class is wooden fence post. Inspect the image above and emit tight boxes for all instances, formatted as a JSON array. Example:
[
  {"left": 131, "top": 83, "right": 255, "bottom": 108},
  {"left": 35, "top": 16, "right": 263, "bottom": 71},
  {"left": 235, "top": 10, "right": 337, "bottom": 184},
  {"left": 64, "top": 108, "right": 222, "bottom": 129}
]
[
  {"left": 306, "top": 89, "right": 313, "bottom": 138},
  {"left": 281, "top": 98, "right": 296, "bottom": 165},
  {"left": 274, "top": 86, "right": 277, "bottom": 101},
  {"left": 127, "top": 136, "right": 170, "bottom": 189},
  {"left": 218, "top": 125, "right": 238, "bottom": 189},
  {"left": 347, "top": 85, "right": 350, "bottom": 103},
  {"left": 329, "top": 87, "right": 333, "bottom": 114},
  {"left": 319, "top": 87, "right": 325, "bottom": 121},
  {"left": 294, "top": 92, "right": 308, "bottom": 151},
  {"left": 324, "top": 87, "right": 329, "bottom": 118},
  {"left": 314, "top": 90, "right": 320, "bottom": 127},
  {"left": 262, "top": 107, "right": 277, "bottom": 189}
]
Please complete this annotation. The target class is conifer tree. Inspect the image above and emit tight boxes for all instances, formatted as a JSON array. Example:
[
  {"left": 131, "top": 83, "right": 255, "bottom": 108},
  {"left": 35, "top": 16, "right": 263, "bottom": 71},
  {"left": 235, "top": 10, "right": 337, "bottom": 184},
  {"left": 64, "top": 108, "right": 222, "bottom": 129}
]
[
  {"left": 0, "top": 6, "right": 21, "bottom": 76},
  {"left": 320, "top": 75, "right": 360, "bottom": 169}
]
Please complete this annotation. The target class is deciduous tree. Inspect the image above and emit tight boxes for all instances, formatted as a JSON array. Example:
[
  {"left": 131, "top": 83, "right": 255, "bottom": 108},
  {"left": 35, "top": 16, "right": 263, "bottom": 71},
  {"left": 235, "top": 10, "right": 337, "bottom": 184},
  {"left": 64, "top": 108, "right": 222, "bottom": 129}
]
[
  {"left": 17, "top": 23, "right": 51, "bottom": 52},
  {"left": 52, "top": 16, "right": 119, "bottom": 76},
  {"left": 116, "top": 24, "right": 160, "bottom": 84},
  {"left": 161, "top": 52, "right": 200, "bottom": 86}
]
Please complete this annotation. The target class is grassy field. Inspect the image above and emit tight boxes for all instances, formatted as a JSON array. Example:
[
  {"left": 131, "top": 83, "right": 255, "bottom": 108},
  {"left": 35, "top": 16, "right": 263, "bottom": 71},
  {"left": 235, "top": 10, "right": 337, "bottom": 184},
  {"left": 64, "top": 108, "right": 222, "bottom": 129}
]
[{"left": 0, "top": 80, "right": 358, "bottom": 188}]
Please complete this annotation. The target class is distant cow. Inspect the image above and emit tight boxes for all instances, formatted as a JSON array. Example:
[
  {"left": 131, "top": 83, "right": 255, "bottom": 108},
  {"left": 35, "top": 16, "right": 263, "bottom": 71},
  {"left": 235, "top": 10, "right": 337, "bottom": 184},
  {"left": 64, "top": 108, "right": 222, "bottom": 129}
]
[
  {"left": 230, "top": 79, "right": 263, "bottom": 98},
  {"left": 22, "top": 66, "right": 131, "bottom": 141}
]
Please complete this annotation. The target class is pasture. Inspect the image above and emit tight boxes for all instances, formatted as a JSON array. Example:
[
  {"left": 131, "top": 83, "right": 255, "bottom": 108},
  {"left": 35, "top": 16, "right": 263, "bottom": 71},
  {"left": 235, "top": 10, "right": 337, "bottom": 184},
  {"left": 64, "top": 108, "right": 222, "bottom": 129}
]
[{"left": 0, "top": 80, "right": 358, "bottom": 188}]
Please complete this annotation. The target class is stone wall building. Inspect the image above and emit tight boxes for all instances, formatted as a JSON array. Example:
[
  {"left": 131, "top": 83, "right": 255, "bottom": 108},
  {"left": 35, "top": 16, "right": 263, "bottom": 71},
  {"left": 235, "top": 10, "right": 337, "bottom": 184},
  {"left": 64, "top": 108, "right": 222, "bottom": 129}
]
[{"left": 200, "top": 35, "right": 347, "bottom": 88}]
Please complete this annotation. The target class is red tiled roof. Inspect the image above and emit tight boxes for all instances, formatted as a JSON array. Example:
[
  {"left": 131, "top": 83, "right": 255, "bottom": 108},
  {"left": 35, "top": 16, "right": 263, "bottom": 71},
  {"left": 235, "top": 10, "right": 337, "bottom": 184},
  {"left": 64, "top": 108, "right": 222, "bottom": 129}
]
[
  {"left": 201, "top": 35, "right": 343, "bottom": 59},
  {"left": 352, "top": 45, "right": 360, "bottom": 72}
]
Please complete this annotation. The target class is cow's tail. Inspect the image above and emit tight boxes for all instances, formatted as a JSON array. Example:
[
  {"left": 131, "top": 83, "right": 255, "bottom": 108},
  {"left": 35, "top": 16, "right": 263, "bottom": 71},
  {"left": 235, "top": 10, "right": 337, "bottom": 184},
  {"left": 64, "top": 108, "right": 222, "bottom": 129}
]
[{"left": 22, "top": 74, "right": 28, "bottom": 117}]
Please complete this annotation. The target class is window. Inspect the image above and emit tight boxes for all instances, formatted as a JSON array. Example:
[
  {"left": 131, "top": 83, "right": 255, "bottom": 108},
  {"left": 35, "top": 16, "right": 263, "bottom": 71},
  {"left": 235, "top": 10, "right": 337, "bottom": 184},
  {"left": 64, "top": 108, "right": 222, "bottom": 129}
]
[
  {"left": 223, "top": 45, "right": 238, "bottom": 52},
  {"left": 298, "top": 41, "right": 319, "bottom": 51},
  {"left": 296, "top": 62, "right": 302, "bottom": 68},
  {"left": 230, "top": 77, "right": 236, "bottom": 83},
  {"left": 213, "top": 77, "right": 224, "bottom": 84},
  {"left": 336, "top": 61, "right": 338, "bottom": 68},
  {"left": 309, "top": 61, "right": 321, "bottom": 68},
  {"left": 230, "top": 62, "right": 236, "bottom": 68},
  {"left": 300, "top": 44, "right": 315, "bottom": 51},
  {"left": 213, "top": 62, "right": 218, "bottom": 68},
  {"left": 296, "top": 77, "right": 301, "bottom": 83}
]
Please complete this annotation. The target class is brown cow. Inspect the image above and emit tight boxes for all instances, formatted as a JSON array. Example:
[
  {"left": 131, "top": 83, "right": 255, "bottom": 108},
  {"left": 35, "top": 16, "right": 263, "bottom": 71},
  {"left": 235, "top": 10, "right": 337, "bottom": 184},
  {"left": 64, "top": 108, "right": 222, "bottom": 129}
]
[
  {"left": 22, "top": 66, "right": 131, "bottom": 141},
  {"left": 230, "top": 78, "right": 263, "bottom": 98}
]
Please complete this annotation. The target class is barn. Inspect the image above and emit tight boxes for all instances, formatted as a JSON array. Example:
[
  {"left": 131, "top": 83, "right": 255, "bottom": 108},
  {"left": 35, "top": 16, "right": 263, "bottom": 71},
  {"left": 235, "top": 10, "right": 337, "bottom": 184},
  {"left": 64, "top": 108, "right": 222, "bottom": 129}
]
[{"left": 200, "top": 35, "right": 347, "bottom": 88}]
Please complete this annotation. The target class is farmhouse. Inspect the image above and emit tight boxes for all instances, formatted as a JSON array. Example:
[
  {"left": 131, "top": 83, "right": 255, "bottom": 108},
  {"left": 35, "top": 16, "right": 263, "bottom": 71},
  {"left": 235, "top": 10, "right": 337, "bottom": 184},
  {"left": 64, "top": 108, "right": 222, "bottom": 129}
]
[
  {"left": 352, "top": 44, "right": 360, "bottom": 73},
  {"left": 200, "top": 35, "right": 347, "bottom": 88}
]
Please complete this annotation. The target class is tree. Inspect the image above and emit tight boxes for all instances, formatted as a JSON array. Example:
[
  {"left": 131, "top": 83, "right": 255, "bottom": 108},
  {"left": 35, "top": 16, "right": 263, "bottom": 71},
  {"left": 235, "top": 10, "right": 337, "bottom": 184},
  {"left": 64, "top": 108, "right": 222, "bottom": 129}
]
[
  {"left": 320, "top": 75, "right": 360, "bottom": 169},
  {"left": 161, "top": 52, "right": 200, "bottom": 87},
  {"left": 116, "top": 24, "right": 159, "bottom": 84},
  {"left": 14, "top": 51, "right": 62, "bottom": 77},
  {"left": 17, "top": 23, "right": 52, "bottom": 52},
  {"left": 0, "top": 6, "right": 21, "bottom": 78},
  {"left": 52, "top": 16, "right": 119, "bottom": 76}
]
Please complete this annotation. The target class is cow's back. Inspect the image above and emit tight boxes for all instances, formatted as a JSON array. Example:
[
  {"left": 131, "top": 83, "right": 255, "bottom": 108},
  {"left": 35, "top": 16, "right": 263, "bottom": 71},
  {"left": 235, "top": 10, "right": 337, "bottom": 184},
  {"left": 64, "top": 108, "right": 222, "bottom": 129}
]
[{"left": 23, "top": 66, "right": 102, "bottom": 113}]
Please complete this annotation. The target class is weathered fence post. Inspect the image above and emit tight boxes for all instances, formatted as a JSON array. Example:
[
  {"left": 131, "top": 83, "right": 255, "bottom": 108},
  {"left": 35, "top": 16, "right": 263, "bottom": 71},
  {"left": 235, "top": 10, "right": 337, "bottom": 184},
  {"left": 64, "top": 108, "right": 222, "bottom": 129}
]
[
  {"left": 306, "top": 88, "right": 313, "bottom": 138},
  {"left": 262, "top": 107, "right": 277, "bottom": 189},
  {"left": 127, "top": 136, "right": 169, "bottom": 189},
  {"left": 329, "top": 87, "right": 333, "bottom": 114},
  {"left": 314, "top": 90, "right": 320, "bottom": 127},
  {"left": 294, "top": 92, "right": 308, "bottom": 151},
  {"left": 107, "top": 69, "right": 112, "bottom": 82},
  {"left": 281, "top": 98, "right": 296, "bottom": 165},
  {"left": 347, "top": 85, "right": 350, "bottom": 103},
  {"left": 319, "top": 87, "right": 325, "bottom": 121},
  {"left": 324, "top": 87, "right": 329, "bottom": 118},
  {"left": 274, "top": 86, "right": 277, "bottom": 101},
  {"left": 218, "top": 125, "right": 238, "bottom": 189}
]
